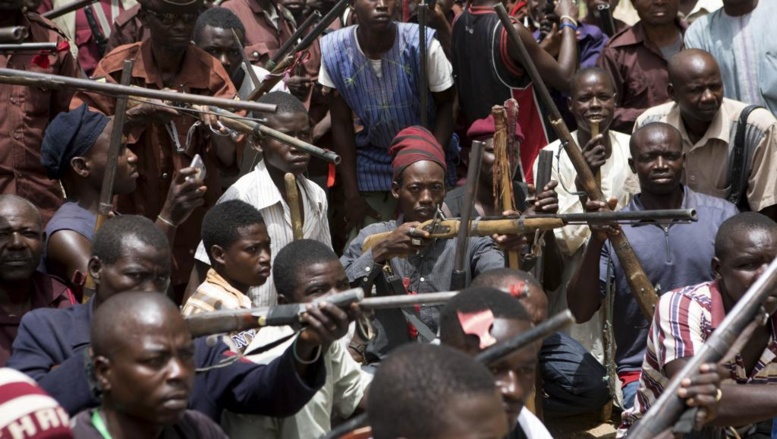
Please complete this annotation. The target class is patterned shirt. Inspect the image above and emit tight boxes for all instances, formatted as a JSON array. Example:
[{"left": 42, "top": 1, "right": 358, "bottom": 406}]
[
  {"left": 622, "top": 280, "right": 777, "bottom": 428},
  {"left": 182, "top": 269, "right": 255, "bottom": 352}
]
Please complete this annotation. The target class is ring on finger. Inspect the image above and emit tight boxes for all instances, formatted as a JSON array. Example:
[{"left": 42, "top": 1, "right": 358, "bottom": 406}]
[
  {"left": 409, "top": 227, "right": 417, "bottom": 238},
  {"left": 714, "top": 389, "right": 722, "bottom": 402}
]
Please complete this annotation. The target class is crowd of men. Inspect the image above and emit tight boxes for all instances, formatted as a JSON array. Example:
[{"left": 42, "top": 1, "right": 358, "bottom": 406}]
[{"left": 2, "top": 0, "right": 777, "bottom": 437}]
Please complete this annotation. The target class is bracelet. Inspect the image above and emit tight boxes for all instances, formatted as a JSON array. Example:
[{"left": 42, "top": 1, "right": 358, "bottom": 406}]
[
  {"left": 559, "top": 15, "right": 577, "bottom": 24},
  {"left": 293, "top": 337, "right": 322, "bottom": 364},
  {"left": 559, "top": 22, "right": 578, "bottom": 32},
  {"left": 156, "top": 215, "right": 177, "bottom": 228}
]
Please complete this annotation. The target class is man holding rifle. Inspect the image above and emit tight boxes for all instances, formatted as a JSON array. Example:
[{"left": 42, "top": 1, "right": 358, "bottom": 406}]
[
  {"left": 621, "top": 212, "right": 777, "bottom": 437},
  {"left": 568, "top": 122, "right": 737, "bottom": 410}
]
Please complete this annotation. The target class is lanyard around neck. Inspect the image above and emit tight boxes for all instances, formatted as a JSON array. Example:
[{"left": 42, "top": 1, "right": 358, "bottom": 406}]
[{"left": 92, "top": 410, "right": 113, "bottom": 439}]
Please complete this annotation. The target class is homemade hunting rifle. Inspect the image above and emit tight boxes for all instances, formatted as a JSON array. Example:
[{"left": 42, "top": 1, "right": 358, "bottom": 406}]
[
  {"left": 494, "top": 3, "right": 660, "bottom": 320},
  {"left": 262, "top": 10, "right": 322, "bottom": 73},
  {"left": 0, "top": 42, "right": 58, "bottom": 51},
  {"left": 0, "top": 26, "right": 28, "bottom": 43},
  {"left": 450, "top": 140, "right": 484, "bottom": 290},
  {"left": 360, "top": 209, "right": 698, "bottom": 251},
  {"left": 185, "top": 288, "right": 458, "bottom": 338},
  {"left": 627, "top": 256, "right": 777, "bottom": 439}
]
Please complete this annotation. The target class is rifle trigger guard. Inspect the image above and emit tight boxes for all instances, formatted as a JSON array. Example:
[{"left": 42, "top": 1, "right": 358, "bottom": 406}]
[{"left": 356, "top": 315, "right": 375, "bottom": 341}]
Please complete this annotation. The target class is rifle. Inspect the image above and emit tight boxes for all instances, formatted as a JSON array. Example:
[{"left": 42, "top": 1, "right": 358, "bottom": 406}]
[
  {"left": 361, "top": 209, "right": 698, "bottom": 251},
  {"left": 208, "top": 106, "right": 341, "bottom": 164},
  {"left": 450, "top": 140, "right": 484, "bottom": 290},
  {"left": 0, "top": 26, "right": 28, "bottom": 43},
  {"left": 596, "top": 3, "right": 617, "bottom": 37},
  {"left": 494, "top": 3, "right": 660, "bottom": 320},
  {"left": 493, "top": 105, "right": 520, "bottom": 269},
  {"left": 41, "top": 0, "right": 99, "bottom": 20},
  {"left": 531, "top": 149, "right": 553, "bottom": 283},
  {"left": 185, "top": 288, "right": 458, "bottom": 338},
  {"left": 0, "top": 42, "right": 58, "bottom": 51},
  {"left": 0, "top": 68, "right": 278, "bottom": 115},
  {"left": 232, "top": 28, "right": 262, "bottom": 93},
  {"left": 627, "top": 255, "right": 777, "bottom": 438},
  {"left": 418, "top": 2, "right": 428, "bottom": 127},
  {"left": 264, "top": 10, "right": 322, "bottom": 73}
]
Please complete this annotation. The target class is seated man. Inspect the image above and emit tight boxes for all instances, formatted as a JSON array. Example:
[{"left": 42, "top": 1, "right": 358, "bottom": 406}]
[
  {"left": 622, "top": 212, "right": 777, "bottom": 435},
  {"left": 221, "top": 239, "right": 371, "bottom": 439},
  {"left": 367, "top": 343, "right": 508, "bottom": 439},
  {"left": 341, "top": 126, "right": 505, "bottom": 360},
  {"left": 71, "top": 292, "right": 228, "bottom": 438},
  {"left": 182, "top": 200, "right": 271, "bottom": 351},
  {"left": 568, "top": 122, "right": 737, "bottom": 409},
  {"left": 8, "top": 215, "right": 348, "bottom": 420},
  {"left": 635, "top": 49, "right": 777, "bottom": 220},
  {"left": 472, "top": 268, "right": 611, "bottom": 418},
  {"left": 40, "top": 104, "right": 204, "bottom": 285},
  {"left": 0, "top": 195, "right": 76, "bottom": 366}
]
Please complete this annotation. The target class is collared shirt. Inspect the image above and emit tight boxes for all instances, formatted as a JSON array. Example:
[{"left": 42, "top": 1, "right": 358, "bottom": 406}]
[
  {"left": 221, "top": 0, "right": 296, "bottom": 66},
  {"left": 194, "top": 160, "right": 332, "bottom": 307},
  {"left": 222, "top": 325, "right": 371, "bottom": 439},
  {"left": 635, "top": 98, "right": 777, "bottom": 212},
  {"left": 104, "top": 4, "right": 148, "bottom": 53},
  {"left": 685, "top": 1, "right": 777, "bottom": 115},
  {"left": 597, "top": 21, "right": 686, "bottom": 133},
  {"left": 71, "top": 40, "right": 239, "bottom": 287},
  {"left": 532, "top": 130, "right": 639, "bottom": 256},
  {"left": 622, "top": 280, "right": 777, "bottom": 428},
  {"left": 182, "top": 269, "right": 255, "bottom": 352},
  {"left": 0, "top": 13, "right": 79, "bottom": 225},
  {"left": 0, "top": 272, "right": 75, "bottom": 366},
  {"left": 598, "top": 186, "right": 737, "bottom": 374}
]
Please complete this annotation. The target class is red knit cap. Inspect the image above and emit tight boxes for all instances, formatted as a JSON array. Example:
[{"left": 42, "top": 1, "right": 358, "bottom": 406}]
[
  {"left": 0, "top": 368, "right": 73, "bottom": 438},
  {"left": 466, "top": 114, "right": 525, "bottom": 143},
  {"left": 389, "top": 126, "right": 447, "bottom": 179}
]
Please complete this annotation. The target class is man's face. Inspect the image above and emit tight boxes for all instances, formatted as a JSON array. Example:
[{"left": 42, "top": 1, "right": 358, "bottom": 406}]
[
  {"left": 628, "top": 129, "right": 684, "bottom": 196},
  {"left": 714, "top": 229, "right": 777, "bottom": 305},
  {"left": 569, "top": 72, "right": 617, "bottom": 137},
  {"left": 86, "top": 119, "right": 139, "bottom": 195},
  {"left": 392, "top": 161, "right": 446, "bottom": 223},
  {"left": 487, "top": 318, "right": 539, "bottom": 429},
  {"left": 262, "top": 112, "right": 312, "bottom": 176},
  {"left": 195, "top": 25, "right": 244, "bottom": 84},
  {"left": 287, "top": 259, "right": 350, "bottom": 304},
  {"left": 92, "top": 237, "right": 172, "bottom": 300},
  {"left": 353, "top": 0, "right": 397, "bottom": 31},
  {"left": 0, "top": 201, "right": 43, "bottom": 282},
  {"left": 217, "top": 223, "right": 272, "bottom": 290},
  {"left": 139, "top": 1, "right": 202, "bottom": 51},
  {"left": 432, "top": 392, "right": 509, "bottom": 439},
  {"left": 633, "top": 0, "right": 678, "bottom": 25},
  {"left": 99, "top": 308, "right": 195, "bottom": 425},
  {"left": 669, "top": 57, "right": 724, "bottom": 125}
]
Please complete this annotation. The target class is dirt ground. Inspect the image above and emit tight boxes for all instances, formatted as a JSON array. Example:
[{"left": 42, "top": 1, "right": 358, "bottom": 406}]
[{"left": 543, "top": 405, "right": 620, "bottom": 439}]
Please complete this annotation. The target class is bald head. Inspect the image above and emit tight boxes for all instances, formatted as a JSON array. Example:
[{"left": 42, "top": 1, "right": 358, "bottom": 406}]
[
  {"left": 0, "top": 195, "right": 44, "bottom": 282},
  {"left": 667, "top": 49, "right": 725, "bottom": 124},
  {"left": 630, "top": 122, "right": 682, "bottom": 157},
  {"left": 668, "top": 49, "right": 721, "bottom": 85},
  {"left": 472, "top": 268, "right": 548, "bottom": 324},
  {"left": 0, "top": 194, "right": 41, "bottom": 228}
]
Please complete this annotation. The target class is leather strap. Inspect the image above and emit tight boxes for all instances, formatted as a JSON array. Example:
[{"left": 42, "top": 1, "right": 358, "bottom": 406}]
[{"left": 727, "top": 105, "right": 763, "bottom": 210}]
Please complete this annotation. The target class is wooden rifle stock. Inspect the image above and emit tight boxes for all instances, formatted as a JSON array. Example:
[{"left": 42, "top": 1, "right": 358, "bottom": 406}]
[
  {"left": 0, "top": 26, "right": 28, "bottom": 43},
  {"left": 451, "top": 140, "right": 484, "bottom": 290},
  {"left": 42, "top": 0, "right": 99, "bottom": 20},
  {"left": 492, "top": 106, "right": 520, "bottom": 269},
  {"left": 493, "top": 3, "right": 659, "bottom": 320},
  {"left": 628, "top": 256, "right": 777, "bottom": 438}
]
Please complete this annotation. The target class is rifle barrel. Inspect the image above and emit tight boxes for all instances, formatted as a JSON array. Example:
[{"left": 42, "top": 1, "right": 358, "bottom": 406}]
[
  {"left": 475, "top": 310, "right": 574, "bottom": 364},
  {"left": 42, "top": 0, "right": 99, "bottom": 19},
  {"left": 296, "top": 0, "right": 349, "bottom": 53},
  {"left": 361, "top": 291, "right": 458, "bottom": 310},
  {"left": 0, "top": 68, "right": 278, "bottom": 114},
  {"left": 0, "top": 42, "right": 58, "bottom": 51},
  {"left": 0, "top": 26, "right": 28, "bottom": 43},
  {"left": 596, "top": 3, "right": 617, "bottom": 37},
  {"left": 452, "top": 141, "right": 484, "bottom": 290},
  {"left": 532, "top": 209, "right": 698, "bottom": 224},
  {"left": 266, "top": 10, "right": 322, "bottom": 71},
  {"left": 209, "top": 106, "right": 341, "bottom": 164},
  {"left": 628, "top": 256, "right": 777, "bottom": 438}
]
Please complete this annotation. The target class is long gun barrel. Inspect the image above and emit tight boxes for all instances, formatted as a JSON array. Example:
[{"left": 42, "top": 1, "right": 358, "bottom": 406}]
[
  {"left": 264, "top": 10, "right": 322, "bottom": 72},
  {"left": 0, "top": 68, "right": 278, "bottom": 115},
  {"left": 0, "top": 42, "right": 58, "bottom": 51},
  {"left": 475, "top": 310, "right": 575, "bottom": 364},
  {"left": 451, "top": 141, "right": 484, "bottom": 290},
  {"left": 596, "top": 3, "right": 617, "bottom": 37},
  {"left": 361, "top": 209, "right": 698, "bottom": 251},
  {"left": 186, "top": 289, "right": 458, "bottom": 338},
  {"left": 0, "top": 26, "right": 28, "bottom": 43},
  {"left": 494, "top": 3, "right": 660, "bottom": 320},
  {"left": 627, "top": 256, "right": 777, "bottom": 438},
  {"left": 42, "top": 0, "right": 99, "bottom": 19},
  {"left": 209, "top": 106, "right": 341, "bottom": 164}
]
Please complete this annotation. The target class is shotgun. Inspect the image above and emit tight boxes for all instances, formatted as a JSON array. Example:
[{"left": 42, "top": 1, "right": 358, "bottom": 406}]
[
  {"left": 185, "top": 289, "right": 458, "bottom": 338},
  {"left": 418, "top": 2, "right": 428, "bottom": 127},
  {"left": 41, "top": 0, "right": 99, "bottom": 20},
  {"left": 0, "top": 42, "right": 58, "bottom": 51},
  {"left": 627, "top": 255, "right": 777, "bottom": 438},
  {"left": 450, "top": 140, "right": 484, "bottom": 290},
  {"left": 596, "top": 3, "right": 617, "bottom": 37},
  {"left": 264, "top": 10, "right": 322, "bottom": 72},
  {"left": 494, "top": 3, "right": 660, "bottom": 320},
  {"left": 0, "top": 26, "right": 28, "bottom": 43},
  {"left": 361, "top": 209, "right": 698, "bottom": 251}
]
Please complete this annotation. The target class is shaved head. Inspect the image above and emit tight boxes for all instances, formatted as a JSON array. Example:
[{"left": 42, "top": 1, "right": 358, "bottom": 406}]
[
  {"left": 630, "top": 122, "right": 682, "bottom": 157},
  {"left": 668, "top": 49, "right": 721, "bottom": 85},
  {"left": 0, "top": 194, "right": 42, "bottom": 228}
]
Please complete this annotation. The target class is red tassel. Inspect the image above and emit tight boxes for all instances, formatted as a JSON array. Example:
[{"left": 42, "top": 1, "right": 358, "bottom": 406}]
[
  {"left": 31, "top": 53, "right": 50, "bottom": 68},
  {"left": 327, "top": 162, "right": 336, "bottom": 188}
]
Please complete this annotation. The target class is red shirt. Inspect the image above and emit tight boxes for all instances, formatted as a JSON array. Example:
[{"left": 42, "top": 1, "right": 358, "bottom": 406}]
[{"left": 221, "top": 0, "right": 296, "bottom": 66}]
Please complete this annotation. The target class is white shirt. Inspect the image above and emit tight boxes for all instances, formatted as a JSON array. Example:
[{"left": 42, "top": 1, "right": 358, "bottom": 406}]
[
  {"left": 194, "top": 160, "right": 332, "bottom": 306},
  {"left": 517, "top": 408, "right": 554, "bottom": 439},
  {"left": 317, "top": 26, "right": 454, "bottom": 93}
]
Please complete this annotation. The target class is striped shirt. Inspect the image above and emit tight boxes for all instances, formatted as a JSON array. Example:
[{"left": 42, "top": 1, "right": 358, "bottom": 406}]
[
  {"left": 194, "top": 160, "right": 332, "bottom": 307},
  {"left": 182, "top": 269, "right": 255, "bottom": 352},
  {"left": 621, "top": 280, "right": 777, "bottom": 429}
]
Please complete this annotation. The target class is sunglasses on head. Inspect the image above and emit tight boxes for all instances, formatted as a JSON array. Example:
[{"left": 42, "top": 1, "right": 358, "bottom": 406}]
[{"left": 143, "top": 8, "right": 201, "bottom": 25}]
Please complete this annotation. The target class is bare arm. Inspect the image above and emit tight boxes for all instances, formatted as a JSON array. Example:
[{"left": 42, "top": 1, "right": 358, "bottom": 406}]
[
  {"left": 432, "top": 86, "right": 456, "bottom": 150},
  {"left": 566, "top": 231, "right": 606, "bottom": 323},
  {"left": 46, "top": 231, "right": 91, "bottom": 283}
]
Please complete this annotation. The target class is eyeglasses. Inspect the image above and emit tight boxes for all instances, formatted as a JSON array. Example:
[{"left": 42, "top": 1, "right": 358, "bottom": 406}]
[{"left": 143, "top": 8, "right": 201, "bottom": 25}]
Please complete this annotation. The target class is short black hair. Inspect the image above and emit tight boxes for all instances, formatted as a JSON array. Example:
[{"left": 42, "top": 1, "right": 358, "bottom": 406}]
[
  {"left": 272, "top": 239, "right": 339, "bottom": 299},
  {"left": 629, "top": 122, "right": 683, "bottom": 157},
  {"left": 257, "top": 91, "right": 308, "bottom": 116},
  {"left": 715, "top": 212, "right": 777, "bottom": 260},
  {"left": 193, "top": 7, "right": 245, "bottom": 43},
  {"left": 91, "top": 215, "right": 168, "bottom": 265},
  {"left": 570, "top": 66, "right": 616, "bottom": 96},
  {"left": 201, "top": 199, "right": 265, "bottom": 264},
  {"left": 368, "top": 343, "right": 498, "bottom": 439},
  {"left": 439, "top": 286, "right": 531, "bottom": 346}
]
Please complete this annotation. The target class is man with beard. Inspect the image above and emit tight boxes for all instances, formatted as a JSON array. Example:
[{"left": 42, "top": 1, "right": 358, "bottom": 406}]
[{"left": 635, "top": 49, "right": 777, "bottom": 220}]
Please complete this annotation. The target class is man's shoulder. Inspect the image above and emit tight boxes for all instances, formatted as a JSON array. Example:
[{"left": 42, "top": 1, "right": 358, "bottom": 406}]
[
  {"left": 605, "top": 22, "right": 641, "bottom": 49},
  {"left": 19, "top": 302, "right": 83, "bottom": 331},
  {"left": 100, "top": 42, "right": 143, "bottom": 69},
  {"left": 114, "top": 4, "right": 140, "bottom": 27},
  {"left": 186, "top": 45, "right": 233, "bottom": 87},
  {"left": 26, "top": 12, "right": 69, "bottom": 42},
  {"left": 686, "top": 188, "right": 739, "bottom": 218},
  {"left": 721, "top": 99, "right": 777, "bottom": 131},
  {"left": 664, "top": 281, "right": 716, "bottom": 309},
  {"left": 636, "top": 102, "right": 676, "bottom": 125}
]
